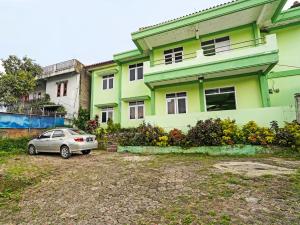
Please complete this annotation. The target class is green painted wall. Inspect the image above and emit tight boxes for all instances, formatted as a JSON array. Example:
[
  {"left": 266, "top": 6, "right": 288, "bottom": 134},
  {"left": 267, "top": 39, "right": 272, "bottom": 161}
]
[
  {"left": 268, "top": 26, "right": 300, "bottom": 107},
  {"left": 120, "top": 60, "right": 151, "bottom": 99},
  {"left": 151, "top": 25, "right": 254, "bottom": 65},
  {"left": 90, "top": 64, "right": 120, "bottom": 123},
  {"left": 154, "top": 82, "right": 200, "bottom": 115}
]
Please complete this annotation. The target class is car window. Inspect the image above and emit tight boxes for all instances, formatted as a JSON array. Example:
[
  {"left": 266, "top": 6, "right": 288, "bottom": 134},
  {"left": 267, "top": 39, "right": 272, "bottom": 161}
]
[
  {"left": 39, "top": 131, "right": 52, "bottom": 139},
  {"left": 52, "top": 130, "right": 65, "bottom": 138},
  {"left": 68, "top": 129, "right": 86, "bottom": 135}
]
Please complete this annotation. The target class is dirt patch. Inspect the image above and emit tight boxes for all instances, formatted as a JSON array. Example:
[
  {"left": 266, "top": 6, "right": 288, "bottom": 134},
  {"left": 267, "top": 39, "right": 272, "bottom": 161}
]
[
  {"left": 214, "top": 161, "right": 296, "bottom": 177},
  {"left": 122, "top": 155, "right": 153, "bottom": 162}
]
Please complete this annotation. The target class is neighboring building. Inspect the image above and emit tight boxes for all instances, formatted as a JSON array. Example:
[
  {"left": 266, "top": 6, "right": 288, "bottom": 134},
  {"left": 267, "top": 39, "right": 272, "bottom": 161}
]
[
  {"left": 29, "top": 59, "right": 90, "bottom": 122},
  {"left": 90, "top": 0, "right": 300, "bottom": 130}
]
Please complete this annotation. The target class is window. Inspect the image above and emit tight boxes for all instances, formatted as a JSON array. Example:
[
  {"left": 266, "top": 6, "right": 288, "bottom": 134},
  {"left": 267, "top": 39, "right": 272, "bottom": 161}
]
[
  {"left": 164, "top": 47, "right": 183, "bottom": 65},
  {"left": 52, "top": 130, "right": 65, "bottom": 138},
  {"left": 129, "top": 101, "right": 144, "bottom": 120},
  {"left": 39, "top": 131, "right": 53, "bottom": 139},
  {"left": 166, "top": 92, "right": 187, "bottom": 114},
  {"left": 63, "top": 81, "right": 68, "bottom": 96},
  {"left": 103, "top": 75, "right": 114, "bottom": 90},
  {"left": 57, "top": 83, "right": 61, "bottom": 97},
  {"left": 201, "top": 36, "right": 230, "bottom": 56},
  {"left": 205, "top": 87, "right": 236, "bottom": 112},
  {"left": 33, "top": 93, "right": 36, "bottom": 100},
  {"left": 101, "top": 107, "right": 113, "bottom": 123},
  {"left": 38, "top": 92, "right": 41, "bottom": 100},
  {"left": 129, "top": 63, "right": 143, "bottom": 81}
]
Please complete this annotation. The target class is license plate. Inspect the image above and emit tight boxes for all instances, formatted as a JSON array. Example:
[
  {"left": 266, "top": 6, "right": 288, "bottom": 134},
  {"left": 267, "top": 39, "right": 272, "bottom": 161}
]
[{"left": 86, "top": 137, "right": 93, "bottom": 142}]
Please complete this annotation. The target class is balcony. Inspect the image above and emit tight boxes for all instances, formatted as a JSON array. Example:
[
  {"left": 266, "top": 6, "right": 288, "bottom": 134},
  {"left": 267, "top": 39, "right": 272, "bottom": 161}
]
[
  {"left": 38, "top": 59, "right": 81, "bottom": 80},
  {"left": 144, "top": 34, "right": 279, "bottom": 88}
]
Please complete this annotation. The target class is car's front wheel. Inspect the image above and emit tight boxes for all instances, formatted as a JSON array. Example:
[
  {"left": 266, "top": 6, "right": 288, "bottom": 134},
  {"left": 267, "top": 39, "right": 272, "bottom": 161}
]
[
  {"left": 60, "top": 145, "right": 71, "bottom": 159},
  {"left": 28, "top": 145, "right": 37, "bottom": 155},
  {"left": 81, "top": 150, "right": 91, "bottom": 155}
]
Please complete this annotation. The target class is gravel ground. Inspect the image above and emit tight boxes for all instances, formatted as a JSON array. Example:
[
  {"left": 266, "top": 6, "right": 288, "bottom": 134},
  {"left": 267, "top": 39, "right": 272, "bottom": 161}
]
[{"left": 1, "top": 151, "right": 300, "bottom": 225}]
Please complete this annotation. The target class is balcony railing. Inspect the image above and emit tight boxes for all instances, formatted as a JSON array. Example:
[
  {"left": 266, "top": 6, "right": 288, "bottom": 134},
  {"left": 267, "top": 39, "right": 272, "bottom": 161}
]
[
  {"left": 39, "top": 59, "right": 77, "bottom": 79},
  {"left": 151, "top": 37, "right": 266, "bottom": 67}
]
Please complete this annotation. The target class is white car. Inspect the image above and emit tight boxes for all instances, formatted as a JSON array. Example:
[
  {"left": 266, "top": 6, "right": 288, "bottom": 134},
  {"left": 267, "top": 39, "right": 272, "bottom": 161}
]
[{"left": 28, "top": 128, "right": 98, "bottom": 159}]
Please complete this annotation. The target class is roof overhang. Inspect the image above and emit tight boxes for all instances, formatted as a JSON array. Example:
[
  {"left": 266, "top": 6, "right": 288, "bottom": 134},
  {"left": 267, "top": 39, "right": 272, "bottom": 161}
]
[
  {"left": 113, "top": 49, "right": 148, "bottom": 64},
  {"left": 121, "top": 95, "right": 150, "bottom": 102},
  {"left": 131, "top": 0, "right": 285, "bottom": 51},
  {"left": 95, "top": 103, "right": 118, "bottom": 108}
]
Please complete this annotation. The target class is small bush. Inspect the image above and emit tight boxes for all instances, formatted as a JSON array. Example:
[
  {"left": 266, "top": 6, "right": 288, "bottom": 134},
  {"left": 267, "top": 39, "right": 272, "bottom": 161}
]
[
  {"left": 186, "top": 119, "right": 223, "bottom": 146},
  {"left": 220, "top": 119, "right": 243, "bottom": 145},
  {"left": 106, "top": 119, "right": 121, "bottom": 134},
  {"left": 242, "top": 121, "right": 275, "bottom": 145},
  {"left": 272, "top": 121, "right": 300, "bottom": 148},
  {"left": 168, "top": 129, "right": 186, "bottom": 146}
]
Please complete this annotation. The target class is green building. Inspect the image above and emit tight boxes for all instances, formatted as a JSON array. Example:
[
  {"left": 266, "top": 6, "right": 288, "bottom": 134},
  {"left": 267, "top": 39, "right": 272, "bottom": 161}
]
[{"left": 88, "top": 0, "right": 300, "bottom": 131}]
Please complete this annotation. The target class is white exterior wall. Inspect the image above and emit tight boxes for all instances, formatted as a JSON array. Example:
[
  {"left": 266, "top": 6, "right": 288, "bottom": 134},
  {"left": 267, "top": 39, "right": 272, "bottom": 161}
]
[{"left": 45, "top": 73, "right": 80, "bottom": 120}]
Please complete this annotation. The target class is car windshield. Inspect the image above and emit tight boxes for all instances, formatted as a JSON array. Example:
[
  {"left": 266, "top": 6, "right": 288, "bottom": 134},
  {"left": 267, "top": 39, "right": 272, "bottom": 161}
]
[{"left": 68, "top": 129, "right": 86, "bottom": 135}]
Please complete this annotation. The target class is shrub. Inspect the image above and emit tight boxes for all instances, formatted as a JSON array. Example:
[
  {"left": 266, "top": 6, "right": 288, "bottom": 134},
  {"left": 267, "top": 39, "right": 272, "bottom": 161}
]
[
  {"left": 86, "top": 119, "right": 99, "bottom": 134},
  {"left": 272, "top": 121, "right": 300, "bottom": 147},
  {"left": 73, "top": 107, "right": 90, "bottom": 130},
  {"left": 220, "top": 119, "right": 243, "bottom": 145},
  {"left": 186, "top": 119, "right": 223, "bottom": 146},
  {"left": 168, "top": 129, "right": 186, "bottom": 146},
  {"left": 0, "top": 137, "right": 31, "bottom": 154},
  {"left": 242, "top": 121, "right": 275, "bottom": 145},
  {"left": 156, "top": 136, "right": 169, "bottom": 147},
  {"left": 106, "top": 119, "right": 121, "bottom": 134}
]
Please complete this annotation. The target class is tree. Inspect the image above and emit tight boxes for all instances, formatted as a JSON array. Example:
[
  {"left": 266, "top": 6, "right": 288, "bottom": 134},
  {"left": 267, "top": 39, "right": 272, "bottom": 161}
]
[{"left": 0, "top": 55, "right": 42, "bottom": 107}]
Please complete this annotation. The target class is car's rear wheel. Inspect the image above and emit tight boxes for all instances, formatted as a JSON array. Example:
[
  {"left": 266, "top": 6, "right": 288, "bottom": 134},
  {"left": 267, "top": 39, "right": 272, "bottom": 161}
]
[
  {"left": 82, "top": 150, "right": 91, "bottom": 155},
  {"left": 60, "top": 145, "right": 71, "bottom": 159},
  {"left": 28, "top": 145, "right": 37, "bottom": 155}
]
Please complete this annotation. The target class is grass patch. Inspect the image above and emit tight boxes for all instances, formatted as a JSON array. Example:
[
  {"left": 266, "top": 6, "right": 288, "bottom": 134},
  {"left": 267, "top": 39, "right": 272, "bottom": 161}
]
[{"left": 0, "top": 159, "right": 53, "bottom": 212}]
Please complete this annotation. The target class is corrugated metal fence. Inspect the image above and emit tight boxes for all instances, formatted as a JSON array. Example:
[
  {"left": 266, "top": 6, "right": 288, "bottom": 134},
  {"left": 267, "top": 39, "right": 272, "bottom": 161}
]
[{"left": 0, "top": 112, "right": 64, "bottom": 129}]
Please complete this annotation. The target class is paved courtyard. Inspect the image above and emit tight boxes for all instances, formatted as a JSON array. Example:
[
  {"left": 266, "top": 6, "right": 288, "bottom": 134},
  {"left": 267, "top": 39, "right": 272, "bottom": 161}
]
[{"left": 1, "top": 151, "right": 300, "bottom": 225}]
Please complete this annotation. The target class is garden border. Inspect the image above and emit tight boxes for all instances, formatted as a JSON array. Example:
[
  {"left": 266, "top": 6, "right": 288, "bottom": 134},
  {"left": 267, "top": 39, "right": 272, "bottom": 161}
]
[{"left": 118, "top": 145, "right": 273, "bottom": 156}]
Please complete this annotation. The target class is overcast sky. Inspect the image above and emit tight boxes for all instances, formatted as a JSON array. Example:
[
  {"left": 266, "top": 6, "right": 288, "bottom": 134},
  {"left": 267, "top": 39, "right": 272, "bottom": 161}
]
[{"left": 0, "top": 0, "right": 295, "bottom": 69}]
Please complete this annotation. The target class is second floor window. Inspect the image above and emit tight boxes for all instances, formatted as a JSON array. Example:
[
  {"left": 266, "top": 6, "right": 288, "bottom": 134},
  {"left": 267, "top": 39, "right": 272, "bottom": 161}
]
[
  {"left": 166, "top": 92, "right": 187, "bottom": 114},
  {"left": 103, "top": 75, "right": 114, "bottom": 90},
  {"left": 129, "top": 63, "right": 143, "bottom": 81},
  {"left": 201, "top": 36, "right": 230, "bottom": 56},
  {"left": 164, "top": 47, "right": 183, "bottom": 65},
  {"left": 57, "top": 83, "right": 61, "bottom": 97},
  {"left": 63, "top": 81, "right": 68, "bottom": 96}
]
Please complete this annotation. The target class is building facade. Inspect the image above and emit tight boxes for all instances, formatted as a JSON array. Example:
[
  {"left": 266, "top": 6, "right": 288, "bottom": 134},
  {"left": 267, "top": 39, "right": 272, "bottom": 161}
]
[
  {"left": 29, "top": 59, "right": 90, "bottom": 122},
  {"left": 90, "top": 0, "right": 300, "bottom": 131}
]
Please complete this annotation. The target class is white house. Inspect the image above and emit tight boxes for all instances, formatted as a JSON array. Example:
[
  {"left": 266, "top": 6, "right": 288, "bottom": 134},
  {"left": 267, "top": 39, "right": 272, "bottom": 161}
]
[{"left": 29, "top": 59, "right": 90, "bottom": 123}]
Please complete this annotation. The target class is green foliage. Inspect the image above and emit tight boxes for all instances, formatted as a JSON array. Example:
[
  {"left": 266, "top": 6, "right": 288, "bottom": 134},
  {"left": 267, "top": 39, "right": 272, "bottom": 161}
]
[
  {"left": 0, "top": 137, "right": 31, "bottom": 153},
  {"left": 186, "top": 119, "right": 223, "bottom": 146},
  {"left": 73, "top": 107, "right": 90, "bottom": 130},
  {"left": 118, "top": 123, "right": 167, "bottom": 146},
  {"left": 0, "top": 55, "right": 42, "bottom": 107},
  {"left": 220, "top": 119, "right": 243, "bottom": 145},
  {"left": 242, "top": 121, "right": 275, "bottom": 145},
  {"left": 272, "top": 121, "right": 300, "bottom": 148},
  {"left": 106, "top": 118, "right": 121, "bottom": 134}
]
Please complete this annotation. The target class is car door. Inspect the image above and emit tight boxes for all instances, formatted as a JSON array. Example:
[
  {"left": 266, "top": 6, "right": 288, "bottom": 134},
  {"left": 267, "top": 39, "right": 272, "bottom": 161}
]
[
  {"left": 35, "top": 131, "right": 53, "bottom": 152},
  {"left": 48, "top": 130, "right": 65, "bottom": 152}
]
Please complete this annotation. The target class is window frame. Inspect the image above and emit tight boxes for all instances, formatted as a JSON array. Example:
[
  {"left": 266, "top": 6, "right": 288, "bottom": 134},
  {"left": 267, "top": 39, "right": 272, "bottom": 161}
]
[
  {"left": 164, "top": 47, "right": 183, "bottom": 65},
  {"left": 102, "top": 74, "right": 114, "bottom": 90},
  {"left": 63, "top": 81, "right": 68, "bottom": 96},
  {"left": 128, "top": 63, "right": 144, "bottom": 82},
  {"left": 165, "top": 92, "right": 188, "bottom": 115},
  {"left": 101, "top": 107, "right": 114, "bottom": 123},
  {"left": 57, "top": 83, "right": 61, "bottom": 97},
  {"left": 204, "top": 86, "right": 237, "bottom": 112},
  {"left": 201, "top": 36, "right": 230, "bottom": 56},
  {"left": 128, "top": 101, "right": 145, "bottom": 120},
  {"left": 39, "top": 131, "right": 53, "bottom": 139}
]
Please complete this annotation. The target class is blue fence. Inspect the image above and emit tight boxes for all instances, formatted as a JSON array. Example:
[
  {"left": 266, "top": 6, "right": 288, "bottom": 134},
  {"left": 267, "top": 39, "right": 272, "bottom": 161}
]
[{"left": 0, "top": 113, "right": 64, "bottom": 129}]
